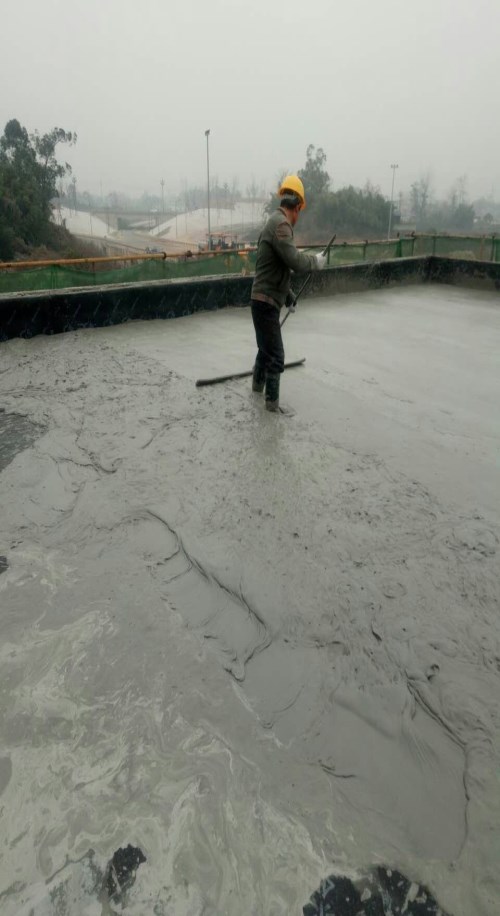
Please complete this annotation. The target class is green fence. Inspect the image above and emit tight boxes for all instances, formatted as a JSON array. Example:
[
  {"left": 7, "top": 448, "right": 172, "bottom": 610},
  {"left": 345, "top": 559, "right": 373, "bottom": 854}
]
[
  {"left": 0, "top": 251, "right": 258, "bottom": 294},
  {"left": 413, "top": 234, "right": 500, "bottom": 260},
  {"left": 2, "top": 234, "right": 499, "bottom": 295},
  {"left": 321, "top": 235, "right": 500, "bottom": 264}
]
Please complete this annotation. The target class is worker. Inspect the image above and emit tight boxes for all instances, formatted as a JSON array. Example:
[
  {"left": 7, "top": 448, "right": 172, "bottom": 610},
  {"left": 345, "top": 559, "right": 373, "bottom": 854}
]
[{"left": 250, "top": 175, "right": 327, "bottom": 412}]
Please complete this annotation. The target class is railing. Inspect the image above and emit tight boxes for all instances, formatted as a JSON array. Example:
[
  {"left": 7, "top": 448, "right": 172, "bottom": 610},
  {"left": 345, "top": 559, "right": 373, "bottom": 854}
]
[
  {"left": 320, "top": 234, "right": 500, "bottom": 265},
  {"left": 1, "top": 234, "right": 498, "bottom": 295}
]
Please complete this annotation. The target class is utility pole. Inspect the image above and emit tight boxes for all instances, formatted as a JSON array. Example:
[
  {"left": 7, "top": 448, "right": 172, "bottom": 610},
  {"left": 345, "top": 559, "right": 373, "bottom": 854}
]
[
  {"left": 388, "top": 163, "right": 399, "bottom": 240},
  {"left": 160, "top": 178, "right": 165, "bottom": 215},
  {"left": 205, "top": 129, "right": 211, "bottom": 250}
]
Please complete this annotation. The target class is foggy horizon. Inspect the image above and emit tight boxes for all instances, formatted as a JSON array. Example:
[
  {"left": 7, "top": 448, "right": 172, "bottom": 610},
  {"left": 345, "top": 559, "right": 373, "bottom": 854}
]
[{"left": 2, "top": 0, "right": 500, "bottom": 203}]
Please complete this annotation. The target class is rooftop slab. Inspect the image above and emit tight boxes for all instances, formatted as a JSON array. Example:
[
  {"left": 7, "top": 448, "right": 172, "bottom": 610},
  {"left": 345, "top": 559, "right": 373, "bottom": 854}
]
[{"left": 0, "top": 284, "right": 499, "bottom": 914}]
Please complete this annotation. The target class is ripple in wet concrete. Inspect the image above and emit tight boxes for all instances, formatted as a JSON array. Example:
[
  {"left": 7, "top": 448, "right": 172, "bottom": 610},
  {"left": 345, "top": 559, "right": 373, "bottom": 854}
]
[
  {"left": 0, "top": 410, "right": 45, "bottom": 471},
  {"left": 142, "top": 511, "right": 467, "bottom": 862}
]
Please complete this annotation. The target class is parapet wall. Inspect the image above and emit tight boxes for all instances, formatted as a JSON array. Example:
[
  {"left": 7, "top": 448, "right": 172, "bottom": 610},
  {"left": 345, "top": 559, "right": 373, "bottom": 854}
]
[
  {"left": 0, "top": 256, "right": 498, "bottom": 342},
  {"left": 429, "top": 256, "right": 500, "bottom": 290}
]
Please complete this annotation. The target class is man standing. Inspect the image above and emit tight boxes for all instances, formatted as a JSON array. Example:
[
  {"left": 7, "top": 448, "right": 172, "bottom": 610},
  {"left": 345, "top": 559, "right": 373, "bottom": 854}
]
[{"left": 250, "top": 175, "right": 327, "bottom": 412}]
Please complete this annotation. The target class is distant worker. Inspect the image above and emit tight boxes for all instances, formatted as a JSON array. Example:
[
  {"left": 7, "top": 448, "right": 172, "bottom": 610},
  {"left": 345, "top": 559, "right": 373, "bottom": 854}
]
[{"left": 250, "top": 175, "right": 327, "bottom": 412}]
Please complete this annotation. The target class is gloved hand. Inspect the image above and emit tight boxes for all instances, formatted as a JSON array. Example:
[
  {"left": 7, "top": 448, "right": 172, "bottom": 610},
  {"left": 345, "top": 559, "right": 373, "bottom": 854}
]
[
  {"left": 315, "top": 252, "right": 327, "bottom": 270},
  {"left": 285, "top": 290, "right": 297, "bottom": 312}
]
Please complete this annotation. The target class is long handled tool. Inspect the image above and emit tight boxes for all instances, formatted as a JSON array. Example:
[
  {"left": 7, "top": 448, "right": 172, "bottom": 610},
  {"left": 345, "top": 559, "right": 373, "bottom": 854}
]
[
  {"left": 196, "top": 358, "right": 305, "bottom": 388},
  {"left": 280, "top": 232, "right": 336, "bottom": 328}
]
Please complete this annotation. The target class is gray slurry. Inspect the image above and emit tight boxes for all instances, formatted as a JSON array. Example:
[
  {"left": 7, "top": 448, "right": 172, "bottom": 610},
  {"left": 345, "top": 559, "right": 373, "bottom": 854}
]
[{"left": 0, "top": 284, "right": 499, "bottom": 914}]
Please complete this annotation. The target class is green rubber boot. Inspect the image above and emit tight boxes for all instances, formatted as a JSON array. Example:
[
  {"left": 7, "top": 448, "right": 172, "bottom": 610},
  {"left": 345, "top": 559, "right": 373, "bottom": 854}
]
[
  {"left": 265, "top": 373, "right": 280, "bottom": 411},
  {"left": 252, "top": 364, "right": 266, "bottom": 393}
]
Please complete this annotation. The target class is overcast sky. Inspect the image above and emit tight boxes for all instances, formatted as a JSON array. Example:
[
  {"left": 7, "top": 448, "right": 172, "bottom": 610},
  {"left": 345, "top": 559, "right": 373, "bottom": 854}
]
[{"left": 2, "top": 0, "right": 499, "bottom": 202}]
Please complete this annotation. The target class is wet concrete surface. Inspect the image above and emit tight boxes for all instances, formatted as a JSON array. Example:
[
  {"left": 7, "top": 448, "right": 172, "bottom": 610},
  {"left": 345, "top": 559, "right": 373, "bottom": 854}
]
[{"left": 0, "top": 284, "right": 499, "bottom": 914}]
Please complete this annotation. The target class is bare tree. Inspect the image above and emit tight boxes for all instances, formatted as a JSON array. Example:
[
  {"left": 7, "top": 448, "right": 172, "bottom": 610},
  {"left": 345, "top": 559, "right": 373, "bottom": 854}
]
[{"left": 410, "top": 173, "right": 432, "bottom": 224}]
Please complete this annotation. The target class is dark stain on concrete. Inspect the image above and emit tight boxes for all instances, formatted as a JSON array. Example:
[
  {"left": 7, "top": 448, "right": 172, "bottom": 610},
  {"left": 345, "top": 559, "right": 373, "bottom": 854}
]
[
  {"left": 0, "top": 411, "right": 45, "bottom": 471},
  {"left": 103, "top": 845, "right": 147, "bottom": 906},
  {"left": 303, "top": 867, "right": 450, "bottom": 915}
]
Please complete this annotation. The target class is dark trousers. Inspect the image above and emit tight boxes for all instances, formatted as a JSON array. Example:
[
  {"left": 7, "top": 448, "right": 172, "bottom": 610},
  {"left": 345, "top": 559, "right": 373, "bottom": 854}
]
[{"left": 251, "top": 301, "right": 284, "bottom": 375}]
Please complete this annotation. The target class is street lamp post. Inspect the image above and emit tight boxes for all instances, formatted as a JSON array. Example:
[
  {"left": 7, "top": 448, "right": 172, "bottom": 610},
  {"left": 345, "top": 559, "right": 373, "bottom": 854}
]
[
  {"left": 205, "top": 129, "right": 211, "bottom": 250},
  {"left": 388, "top": 163, "right": 399, "bottom": 240}
]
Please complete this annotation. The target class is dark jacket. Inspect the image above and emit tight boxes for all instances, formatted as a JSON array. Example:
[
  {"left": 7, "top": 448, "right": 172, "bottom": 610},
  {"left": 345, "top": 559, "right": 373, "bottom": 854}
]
[{"left": 251, "top": 208, "right": 318, "bottom": 308}]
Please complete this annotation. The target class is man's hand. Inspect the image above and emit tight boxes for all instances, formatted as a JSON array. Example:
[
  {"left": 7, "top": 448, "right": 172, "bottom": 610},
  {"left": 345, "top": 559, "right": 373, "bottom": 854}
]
[
  {"left": 285, "top": 290, "right": 297, "bottom": 312},
  {"left": 315, "top": 252, "right": 327, "bottom": 270}
]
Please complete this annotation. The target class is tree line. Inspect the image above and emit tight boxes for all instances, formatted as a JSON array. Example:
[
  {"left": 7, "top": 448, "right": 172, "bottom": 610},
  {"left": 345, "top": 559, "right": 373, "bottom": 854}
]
[
  {"left": 0, "top": 120, "right": 490, "bottom": 262},
  {"left": 266, "top": 145, "right": 393, "bottom": 241},
  {"left": 269, "top": 145, "right": 484, "bottom": 239},
  {"left": 0, "top": 119, "right": 76, "bottom": 259},
  {"left": 407, "top": 175, "right": 476, "bottom": 232}
]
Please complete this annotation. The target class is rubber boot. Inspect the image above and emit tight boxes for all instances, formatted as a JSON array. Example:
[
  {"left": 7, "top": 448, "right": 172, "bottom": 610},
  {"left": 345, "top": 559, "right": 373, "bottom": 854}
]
[
  {"left": 265, "top": 373, "right": 280, "bottom": 412},
  {"left": 252, "top": 364, "right": 266, "bottom": 393}
]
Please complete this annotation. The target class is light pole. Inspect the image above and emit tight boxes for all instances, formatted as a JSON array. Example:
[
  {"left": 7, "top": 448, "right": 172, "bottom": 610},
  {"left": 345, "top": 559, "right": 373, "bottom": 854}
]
[
  {"left": 205, "top": 129, "right": 211, "bottom": 250},
  {"left": 388, "top": 163, "right": 399, "bottom": 240}
]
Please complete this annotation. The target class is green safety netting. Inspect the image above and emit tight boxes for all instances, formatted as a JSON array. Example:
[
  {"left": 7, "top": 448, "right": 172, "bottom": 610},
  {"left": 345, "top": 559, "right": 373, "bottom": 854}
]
[
  {"left": 0, "top": 251, "right": 258, "bottom": 294},
  {"left": 1, "top": 236, "right": 498, "bottom": 294},
  {"left": 412, "top": 235, "right": 500, "bottom": 260}
]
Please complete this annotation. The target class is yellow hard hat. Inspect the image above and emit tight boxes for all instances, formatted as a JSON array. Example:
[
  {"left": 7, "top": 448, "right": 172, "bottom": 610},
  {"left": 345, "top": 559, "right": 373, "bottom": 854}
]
[{"left": 278, "top": 174, "right": 306, "bottom": 209}]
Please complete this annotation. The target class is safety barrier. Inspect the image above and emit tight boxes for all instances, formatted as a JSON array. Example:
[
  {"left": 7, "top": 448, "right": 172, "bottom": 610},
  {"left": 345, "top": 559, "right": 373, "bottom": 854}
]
[
  {"left": 0, "top": 250, "right": 256, "bottom": 294},
  {"left": 0, "top": 256, "right": 431, "bottom": 342},
  {"left": 2, "top": 255, "right": 500, "bottom": 343},
  {"left": 1, "top": 234, "right": 499, "bottom": 294},
  {"left": 323, "top": 234, "right": 500, "bottom": 265}
]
